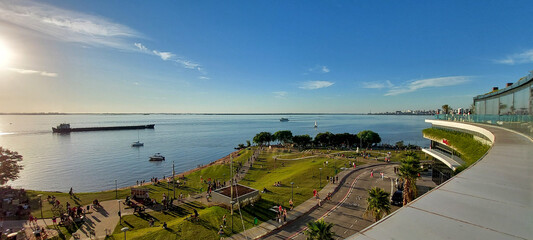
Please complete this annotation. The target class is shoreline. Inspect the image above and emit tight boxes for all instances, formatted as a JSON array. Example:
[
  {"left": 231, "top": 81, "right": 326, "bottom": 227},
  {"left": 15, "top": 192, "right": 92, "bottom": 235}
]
[
  {"left": 15, "top": 150, "right": 243, "bottom": 194},
  {"left": 115, "top": 149, "right": 242, "bottom": 192}
]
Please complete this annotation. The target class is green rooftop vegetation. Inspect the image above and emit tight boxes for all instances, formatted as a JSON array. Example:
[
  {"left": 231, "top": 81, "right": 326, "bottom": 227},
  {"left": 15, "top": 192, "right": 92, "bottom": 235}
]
[{"left": 422, "top": 128, "right": 491, "bottom": 172}]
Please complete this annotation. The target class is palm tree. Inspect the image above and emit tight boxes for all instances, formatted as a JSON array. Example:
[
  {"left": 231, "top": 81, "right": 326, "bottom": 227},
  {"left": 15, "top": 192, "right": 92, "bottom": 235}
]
[
  {"left": 398, "top": 155, "right": 421, "bottom": 205},
  {"left": 442, "top": 104, "right": 451, "bottom": 114},
  {"left": 304, "top": 219, "right": 334, "bottom": 240},
  {"left": 363, "top": 187, "right": 391, "bottom": 222}
]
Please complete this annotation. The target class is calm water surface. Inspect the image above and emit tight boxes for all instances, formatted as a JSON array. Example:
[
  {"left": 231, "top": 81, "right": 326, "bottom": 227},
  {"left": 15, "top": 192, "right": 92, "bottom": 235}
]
[{"left": 0, "top": 114, "right": 431, "bottom": 192}]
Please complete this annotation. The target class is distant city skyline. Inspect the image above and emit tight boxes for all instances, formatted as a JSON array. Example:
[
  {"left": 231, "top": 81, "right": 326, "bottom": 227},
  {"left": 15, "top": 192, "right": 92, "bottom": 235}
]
[{"left": 0, "top": 0, "right": 532, "bottom": 113}]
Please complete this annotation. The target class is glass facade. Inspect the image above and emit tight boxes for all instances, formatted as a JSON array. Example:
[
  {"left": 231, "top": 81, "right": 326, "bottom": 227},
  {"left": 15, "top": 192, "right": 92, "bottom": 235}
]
[
  {"left": 432, "top": 160, "right": 453, "bottom": 185},
  {"left": 451, "top": 73, "right": 533, "bottom": 139}
]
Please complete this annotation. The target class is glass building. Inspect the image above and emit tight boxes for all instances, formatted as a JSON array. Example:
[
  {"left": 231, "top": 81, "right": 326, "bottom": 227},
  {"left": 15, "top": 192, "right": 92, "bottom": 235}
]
[{"left": 437, "top": 71, "right": 533, "bottom": 138}]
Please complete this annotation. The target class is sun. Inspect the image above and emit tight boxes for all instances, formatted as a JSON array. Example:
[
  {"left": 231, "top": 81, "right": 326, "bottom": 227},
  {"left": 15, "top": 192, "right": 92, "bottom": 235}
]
[{"left": 0, "top": 40, "right": 12, "bottom": 68}]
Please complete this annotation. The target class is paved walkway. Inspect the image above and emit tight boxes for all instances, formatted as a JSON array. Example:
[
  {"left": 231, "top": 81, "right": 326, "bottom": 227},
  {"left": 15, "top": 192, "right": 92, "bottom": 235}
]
[
  {"left": 349, "top": 121, "right": 533, "bottom": 240},
  {"left": 229, "top": 163, "right": 396, "bottom": 240}
]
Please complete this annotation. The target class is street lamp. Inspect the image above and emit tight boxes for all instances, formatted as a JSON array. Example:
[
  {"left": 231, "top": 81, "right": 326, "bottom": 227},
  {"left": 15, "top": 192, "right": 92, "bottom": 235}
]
[
  {"left": 319, "top": 168, "right": 322, "bottom": 188},
  {"left": 118, "top": 200, "right": 122, "bottom": 224},
  {"left": 121, "top": 227, "right": 129, "bottom": 240},
  {"left": 37, "top": 194, "right": 43, "bottom": 219},
  {"left": 290, "top": 182, "right": 294, "bottom": 201}
]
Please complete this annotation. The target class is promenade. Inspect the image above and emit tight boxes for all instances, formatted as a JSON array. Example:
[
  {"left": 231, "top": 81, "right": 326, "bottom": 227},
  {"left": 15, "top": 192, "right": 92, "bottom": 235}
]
[
  {"left": 229, "top": 161, "right": 436, "bottom": 240},
  {"left": 348, "top": 121, "right": 533, "bottom": 240}
]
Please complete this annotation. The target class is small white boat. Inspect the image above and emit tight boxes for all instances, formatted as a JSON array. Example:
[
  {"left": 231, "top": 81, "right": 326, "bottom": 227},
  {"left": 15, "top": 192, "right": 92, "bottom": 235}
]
[
  {"left": 132, "top": 131, "right": 144, "bottom": 147},
  {"left": 149, "top": 153, "right": 165, "bottom": 161},
  {"left": 314, "top": 121, "right": 318, "bottom": 128}
]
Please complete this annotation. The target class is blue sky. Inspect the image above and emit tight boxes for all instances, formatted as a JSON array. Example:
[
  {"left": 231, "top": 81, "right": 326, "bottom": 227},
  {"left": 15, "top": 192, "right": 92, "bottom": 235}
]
[{"left": 0, "top": 0, "right": 531, "bottom": 113}]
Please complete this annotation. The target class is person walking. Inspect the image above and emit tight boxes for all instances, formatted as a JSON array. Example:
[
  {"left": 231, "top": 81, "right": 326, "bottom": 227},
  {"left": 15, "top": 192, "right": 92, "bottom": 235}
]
[
  {"left": 222, "top": 214, "right": 227, "bottom": 227},
  {"left": 370, "top": 169, "right": 374, "bottom": 178},
  {"left": 289, "top": 199, "right": 294, "bottom": 210}
]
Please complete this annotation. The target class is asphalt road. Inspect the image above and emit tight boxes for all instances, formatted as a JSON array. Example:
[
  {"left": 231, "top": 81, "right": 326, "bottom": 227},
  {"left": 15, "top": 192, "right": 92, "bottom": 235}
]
[{"left": 262, "top": 164, "right": 401, "bottom": 240}]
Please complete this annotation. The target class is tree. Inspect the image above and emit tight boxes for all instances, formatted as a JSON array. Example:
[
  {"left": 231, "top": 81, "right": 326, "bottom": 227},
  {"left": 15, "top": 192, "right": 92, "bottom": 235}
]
[
  {"left": 253, "top": 132, "right": 272, "bottom": 146},
  {"left": 0, "top": 147, "right": 23, "bottom": 185},
  {"left": 332, "top": 133, "right": 357, "bottom": 149},
  {"left": 363, "top": 187, "right": 391, "bottom": 222},
  {"left": 273, "top": 130, "right": 293, "bottom": 146},
  {"left": 442, "top": 104, "right": 451, "bottom": 114},
  {"left": 314, "top": 132, "right": 333, "bottom": 147},
  {"left": 246, "top": 140, "right": 251, "bottom": 147},
  {"left": 304, "top": 219, "right": 334, "bottom": 240},
  {"left": 398, "top": 153, "right": 421, "bottom": 205},
  {"left": 292, "top": 135, "right": 312, "bottom": 150},
  {"left": 395, "top": 141, "right": 405, "bottom": 149},
  {"left": 357, "top": 130, "right": 381, "bottom": 148}
]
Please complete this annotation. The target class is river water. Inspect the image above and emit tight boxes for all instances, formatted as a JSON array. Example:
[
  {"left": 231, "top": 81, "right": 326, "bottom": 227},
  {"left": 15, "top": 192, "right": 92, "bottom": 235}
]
[{"left": 0, "top": 114, "right": 431, "bottom": 192}]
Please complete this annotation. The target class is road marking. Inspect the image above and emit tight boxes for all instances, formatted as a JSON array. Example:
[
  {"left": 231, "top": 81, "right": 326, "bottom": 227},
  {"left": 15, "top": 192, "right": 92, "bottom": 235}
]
[
  {"left": 390, "top": 177, "right": 394, "bottom": 200},
  {"left": 287, "top": 171, "right": 367, "bottom": 239},
  {"left": 350, "top": 224, "right": 354, "bottom": 228}
]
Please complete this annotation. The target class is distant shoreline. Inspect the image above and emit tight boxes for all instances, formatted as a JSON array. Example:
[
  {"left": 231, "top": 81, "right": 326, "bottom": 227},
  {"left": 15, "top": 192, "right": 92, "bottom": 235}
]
[{"left": 0, "top": 112, "right": 434, "bottom": 116}]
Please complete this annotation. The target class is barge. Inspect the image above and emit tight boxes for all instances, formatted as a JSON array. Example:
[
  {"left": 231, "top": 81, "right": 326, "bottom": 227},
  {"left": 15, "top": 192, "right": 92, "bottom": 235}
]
[{"left": 52, "top": 123, "right": 155, "bottom": 133}]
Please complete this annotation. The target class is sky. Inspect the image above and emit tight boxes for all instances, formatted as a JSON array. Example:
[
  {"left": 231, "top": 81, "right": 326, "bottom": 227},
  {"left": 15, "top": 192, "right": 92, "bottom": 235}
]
[{"left": 0, "top": 0, "right": 532, "bottom": 113}]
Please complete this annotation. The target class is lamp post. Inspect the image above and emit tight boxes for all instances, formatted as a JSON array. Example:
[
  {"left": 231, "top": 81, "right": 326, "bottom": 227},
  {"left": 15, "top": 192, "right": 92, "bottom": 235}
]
[
  {"left": 121, "top": 227, "right": 129, "bottom": 240},
  {"left": 115, "top": 179, "right": 118, "bottom": 199},
  {"left": 290, "top": 182, "right": 294, "bottom": 201},
  {"left": 118, "top": 200, "right": 122, "bottom": 224},
  {"left": 37, "top": 194, "right": 43, "bottom": 219},
  {"left": 319, "top": 168, "right": 322, "bottom": 188}
]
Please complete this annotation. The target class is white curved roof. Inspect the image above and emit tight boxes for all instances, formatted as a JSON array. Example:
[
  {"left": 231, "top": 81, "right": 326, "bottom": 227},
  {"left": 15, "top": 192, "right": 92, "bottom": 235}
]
[{"left": 347, "top": 120, "right": 533, "bottom": 240}]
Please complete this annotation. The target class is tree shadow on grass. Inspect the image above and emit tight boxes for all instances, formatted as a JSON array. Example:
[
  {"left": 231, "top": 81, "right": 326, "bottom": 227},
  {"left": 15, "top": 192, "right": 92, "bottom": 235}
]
[
  {"left": 241, "top": 199, "right": 276, "bottom": 222},
  {"left": 120, "top": 220, "right": 135, "bottom": 229},
  {"left": 164, "top": 206, "right": 190, "bottom": 217}
]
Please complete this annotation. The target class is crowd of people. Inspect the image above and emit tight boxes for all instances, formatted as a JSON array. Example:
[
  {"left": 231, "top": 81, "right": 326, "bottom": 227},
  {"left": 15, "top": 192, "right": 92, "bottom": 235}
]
[{"left": 0, "top": 186, "right": 31, "bottom": 219}]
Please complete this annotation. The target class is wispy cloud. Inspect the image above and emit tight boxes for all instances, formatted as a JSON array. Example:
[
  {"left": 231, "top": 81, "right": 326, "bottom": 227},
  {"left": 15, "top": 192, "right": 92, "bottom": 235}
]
[
  {"left": 0, "top": 1, "right": 204, "bottom": 72},
  {"left": 198, "top": 76, "right": 210, "bottom": 80},
  {"left": 494, "top": 49, "right": 533, "bottom": 65},
  {"left": 134, "top": 42, "right": 202, "bottom": 71},
  {"left": 299, "top": 81, "right": 334, "bottom": 90},
  {"left": 385, "top": 76, "right": 470, "bottom": 96},
  {"left": 8, "top": 67, "right": 58, "bottom": 77},
  {"left": 177, "top": 59, "right": 200, "bottom": 69},
  {"left": 0, "top": 0, "right": 140, "bottom": 50},
  {"left": 307, "top": 65, "right": 330, "bottom": 74},
  {"left": 134, "top": 43, "right": 148, "bottom": 52},
  {"left": 152, "top": 50, "right": 174, "bottom": 61},
  {"left": 273, "top": 91, "right": 288, "bottom": 98},
  {"left": 362, "top": 80, "right": 394, "bottom": 89}
]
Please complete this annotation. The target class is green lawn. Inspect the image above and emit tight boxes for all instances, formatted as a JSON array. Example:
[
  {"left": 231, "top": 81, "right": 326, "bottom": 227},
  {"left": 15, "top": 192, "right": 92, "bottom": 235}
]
[
  {"left": 239, "top": 150, "right": 360, "bottom": 210},
  {"left": 108, "top": 201, "right": 267, "bottom": 240},
  {"left": 26, "top": 149, "right": 255, "bottom": 218},
  {"left": 28, "top": 148, "right": 366, "bottom": 239}
]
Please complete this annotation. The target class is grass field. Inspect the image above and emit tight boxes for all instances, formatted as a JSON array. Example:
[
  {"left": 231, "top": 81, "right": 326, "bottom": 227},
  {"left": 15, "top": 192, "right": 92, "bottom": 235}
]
[
  {"left": 104, "top": 148, "right": 363, "bottom": 239},
  {"left": 26, "top": 147, "right": 419, "bottom": 239},
  {"left": 27, "top": 149, "right": 255, "bottom": 218}
]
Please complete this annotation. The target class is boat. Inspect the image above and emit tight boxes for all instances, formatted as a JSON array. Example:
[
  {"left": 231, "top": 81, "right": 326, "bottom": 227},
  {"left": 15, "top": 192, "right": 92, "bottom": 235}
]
[
  {"left": 131, "top": 131, "right": 144, "bottom": 147},
  {"left": 314, "top": 121, "right": 318, "bottom": 128},
  {"left": 280, "top": 118, "right": 289, "bottom": 122},
  {"left": 149, "top": 153, "right": 165, "bottom": 161},
  {"left": 52, "top": 123, "right": 155, "bottom": 133}
]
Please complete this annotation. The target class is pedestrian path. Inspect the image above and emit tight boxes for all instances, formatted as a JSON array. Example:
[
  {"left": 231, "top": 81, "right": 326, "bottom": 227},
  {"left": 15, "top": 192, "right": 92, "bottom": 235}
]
[{"left": 229, "top": 164, "right": 364, "bottom": 240}]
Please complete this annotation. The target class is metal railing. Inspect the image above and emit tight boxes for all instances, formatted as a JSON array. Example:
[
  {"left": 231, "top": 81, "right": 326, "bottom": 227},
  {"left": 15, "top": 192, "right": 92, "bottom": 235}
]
[{"left": 434, "top": 114, "right": 533, "bottom": 139}]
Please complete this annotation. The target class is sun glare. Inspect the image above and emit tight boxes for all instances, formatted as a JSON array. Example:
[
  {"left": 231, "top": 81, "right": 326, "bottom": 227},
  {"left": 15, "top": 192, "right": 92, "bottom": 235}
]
[{"left": 0, "top": 40, "right": 12, "bottom": 68}]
